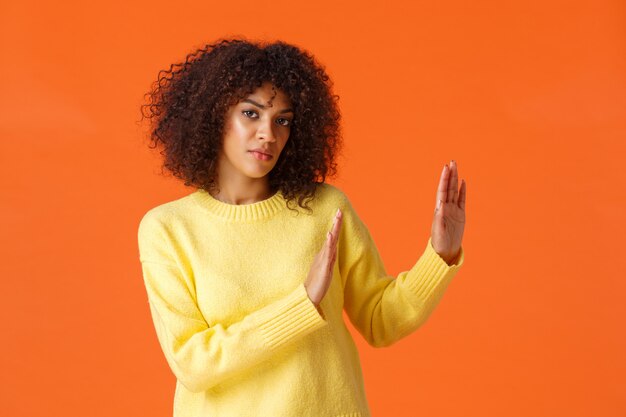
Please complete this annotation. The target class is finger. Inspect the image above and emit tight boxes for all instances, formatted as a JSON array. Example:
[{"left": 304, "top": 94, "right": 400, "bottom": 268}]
[
  {"left": 331, "top": 209, "right": 342, "bottom": 246},
  {"left": 324, "top": 214, "right": 339, "bottom": 254},
  {"left": 330, "top": 227, "right": 340, "bottom": 255},
  {"left": 329, "top": 249, "right": 337, "bottom": 266},
  {"left": 328, "top": 256, "right": 335, "bottom": 276},
  {"left": 435, "top": 201, "right": 444, "bottom": 218},
  {"left": 326, "top": 230, "right": 334, "bottom": 249},
  {"left": 458, "top": 178, "right": 466, "bottom": 211},
  {"left": 448, "top": 160, "right": 458, "bottom": 204},
  {"left": 436, "top": 164, "right": 449, "bottom": 207},
  {"left": 326, "top": 210, "right": 338, "bottom": 239},
  {"left": 327, "top": 241, "right": 337, "bottom": 271}
]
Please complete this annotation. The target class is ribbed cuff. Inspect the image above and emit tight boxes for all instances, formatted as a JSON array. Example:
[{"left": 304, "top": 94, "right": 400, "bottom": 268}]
[
  {"left": 404, "top": 237, "right": 464, "bottom": 298},
  {"left": 256, "top": 283, "right": 328, "bottom": 350}
]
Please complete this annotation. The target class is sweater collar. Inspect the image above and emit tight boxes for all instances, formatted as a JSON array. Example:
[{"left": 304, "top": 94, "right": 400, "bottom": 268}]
[{"left": 191, "top": 188, "right": 287, "bottom": 221}]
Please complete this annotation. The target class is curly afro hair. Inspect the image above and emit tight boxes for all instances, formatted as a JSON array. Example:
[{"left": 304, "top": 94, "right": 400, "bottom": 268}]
[{"left": 139, "top": 37, "right": 344, "bottom": 214}]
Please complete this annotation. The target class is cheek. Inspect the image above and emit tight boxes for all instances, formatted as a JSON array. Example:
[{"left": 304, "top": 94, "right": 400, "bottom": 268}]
[
  {"left": 230, "top": 117, "right": 251, "bottom": 137},
  {"left": 222, "top": 120, "right": 250, "bottom": 151}
]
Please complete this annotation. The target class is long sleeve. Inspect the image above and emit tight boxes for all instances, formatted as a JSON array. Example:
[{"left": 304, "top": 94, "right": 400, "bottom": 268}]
[
  {"left": 137, "top": 212, "right": 328, "bottom": 393},
  {"left": 337, "top": 196, "right": 464, "bottom": 348}
]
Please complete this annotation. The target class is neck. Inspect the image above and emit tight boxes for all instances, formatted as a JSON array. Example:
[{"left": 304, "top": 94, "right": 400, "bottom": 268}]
[{"left": 210, "top": 179, "right": 275, "bottom": 205}]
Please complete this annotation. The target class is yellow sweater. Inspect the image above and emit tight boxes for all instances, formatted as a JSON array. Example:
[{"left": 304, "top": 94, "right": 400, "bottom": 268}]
[{"left": 137, "top": 183, "right": 464, "bottom": 417}]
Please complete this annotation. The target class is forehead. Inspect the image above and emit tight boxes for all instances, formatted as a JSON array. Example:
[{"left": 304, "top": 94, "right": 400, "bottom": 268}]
[{"left": 245, "top": 82, "right": 290, "bottom": 104}]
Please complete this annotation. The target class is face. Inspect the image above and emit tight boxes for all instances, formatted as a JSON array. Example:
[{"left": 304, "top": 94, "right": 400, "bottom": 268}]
[{"left": 217, "top": 82, "right": 294, "bottom": 184}]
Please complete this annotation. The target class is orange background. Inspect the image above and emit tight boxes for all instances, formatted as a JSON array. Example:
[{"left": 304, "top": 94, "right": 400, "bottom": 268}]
[{"left": 1, "top": 1, "right": 625, "bottom": 416}]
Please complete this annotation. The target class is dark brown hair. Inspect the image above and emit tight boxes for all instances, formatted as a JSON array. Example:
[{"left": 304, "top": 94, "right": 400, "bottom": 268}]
[{"left": 139, "top": 37, "right": 343, "bottom": 213}]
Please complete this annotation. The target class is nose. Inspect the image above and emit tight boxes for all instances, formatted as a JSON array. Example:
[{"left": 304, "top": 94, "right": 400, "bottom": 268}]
[{"left": 256, "top": 118, "right": 278, "bottom": 143}]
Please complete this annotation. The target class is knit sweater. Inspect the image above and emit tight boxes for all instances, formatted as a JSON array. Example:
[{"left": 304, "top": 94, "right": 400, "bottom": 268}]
[{"left": 137, "top": 183, "right": 464, "bottom": 417}]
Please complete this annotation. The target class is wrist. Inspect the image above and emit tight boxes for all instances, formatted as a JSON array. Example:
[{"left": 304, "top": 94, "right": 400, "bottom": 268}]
[
  {"left": 315, "top": 304, "right": 326, "bottom": 319},
  {"left": 443, "top": 250, "right": 460, "bottom": 266}
]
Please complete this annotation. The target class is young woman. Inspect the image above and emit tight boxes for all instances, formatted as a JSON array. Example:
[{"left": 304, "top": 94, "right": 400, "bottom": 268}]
[{"left": 138, "top": 38, "right": 466, "bottom": 417}]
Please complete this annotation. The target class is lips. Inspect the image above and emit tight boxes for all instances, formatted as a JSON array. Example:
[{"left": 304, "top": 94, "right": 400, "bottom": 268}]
[
  {"left": 249, "top": 151, "right": 272, "bottom": 161},
  {"left": 249, "top": 148, "right": 272, "bottom": 156}
]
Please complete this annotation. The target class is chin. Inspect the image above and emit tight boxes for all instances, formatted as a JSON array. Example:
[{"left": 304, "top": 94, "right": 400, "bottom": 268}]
[
  {"left": 243, "top": 162, "right": 276, "bottom": 177},
  {"left": 244, "top": 167, "right": 274, "bottom": 178}
]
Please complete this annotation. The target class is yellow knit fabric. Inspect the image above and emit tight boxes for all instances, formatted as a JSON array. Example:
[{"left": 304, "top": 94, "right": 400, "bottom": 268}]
[{"left": 137, "top": 183, "right": 464, "bottom": 417}]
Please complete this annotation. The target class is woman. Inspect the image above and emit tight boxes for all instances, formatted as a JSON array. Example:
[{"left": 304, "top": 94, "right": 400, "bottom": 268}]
[{"left": 138, "top": 37, "right": 466, "bottom": 417}]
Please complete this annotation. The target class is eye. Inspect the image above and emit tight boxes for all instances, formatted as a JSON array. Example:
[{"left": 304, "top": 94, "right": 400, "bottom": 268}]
[
  {"left": 277, "top": 118, "right": 292, "bottom": 127},
  {"left": 242, "top": 110, "right": 258, "bottom": 118}
]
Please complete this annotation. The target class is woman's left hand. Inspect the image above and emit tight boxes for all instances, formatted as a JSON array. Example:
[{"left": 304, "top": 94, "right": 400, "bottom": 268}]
[{"left": 430, "top": 160, "right": 466, "bottom": 265}]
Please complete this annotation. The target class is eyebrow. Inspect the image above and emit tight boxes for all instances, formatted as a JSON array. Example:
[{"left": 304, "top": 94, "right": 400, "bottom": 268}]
[{"left": 242, "top": 99, "right": 294, "bottom": 114}]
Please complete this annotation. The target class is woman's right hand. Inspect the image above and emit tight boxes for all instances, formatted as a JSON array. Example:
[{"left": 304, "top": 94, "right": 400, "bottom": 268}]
[{"left": 304, "top": 208, "right": 343, "bottom": 307}]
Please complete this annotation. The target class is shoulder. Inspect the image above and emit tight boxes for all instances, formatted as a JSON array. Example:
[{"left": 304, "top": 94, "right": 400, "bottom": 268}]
[
  {"left": 318, "top": 183, "right": 361, "bottom": 215},
  {"left": 137, "top": 193, "right": 196, "bottom": 263},
  {"left": 312, "top": 183, "right": 362, "bottom": 225},
  {"left": 137, "top": 191, "right": 195, "bottom": 237},
  {"left": 315, "top": 182, "right": 351, "bottom": 207}
]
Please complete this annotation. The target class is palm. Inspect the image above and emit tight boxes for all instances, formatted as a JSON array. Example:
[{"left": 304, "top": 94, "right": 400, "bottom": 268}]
[{"left": 430, "top": 160, "right": 466, "bottom": 264}]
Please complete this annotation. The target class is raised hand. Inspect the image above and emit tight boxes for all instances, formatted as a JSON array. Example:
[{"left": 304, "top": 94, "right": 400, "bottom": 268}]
[
  {"left": 304, "top": 208, "right": 343, "bottom": 311},
  {"left": 431, "top": 160, "right": 466, "bottom": 265}
]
